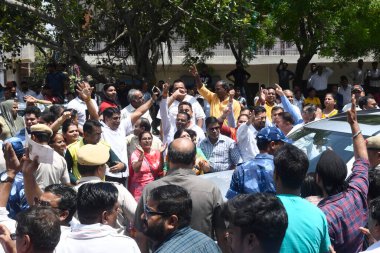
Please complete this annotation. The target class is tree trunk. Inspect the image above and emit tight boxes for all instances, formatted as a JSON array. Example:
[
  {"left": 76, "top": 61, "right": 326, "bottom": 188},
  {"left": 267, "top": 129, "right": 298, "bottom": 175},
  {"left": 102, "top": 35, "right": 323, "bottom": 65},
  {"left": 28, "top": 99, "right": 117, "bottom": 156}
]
[
  {"left": 132, "top": 40, "right": 158, "bottom": 86},
  {"left": 294, "top": 54, "right": 314, "bottom": 89},
  {"left": 71, "top": 54, "right": 108, "bottom": 83}
]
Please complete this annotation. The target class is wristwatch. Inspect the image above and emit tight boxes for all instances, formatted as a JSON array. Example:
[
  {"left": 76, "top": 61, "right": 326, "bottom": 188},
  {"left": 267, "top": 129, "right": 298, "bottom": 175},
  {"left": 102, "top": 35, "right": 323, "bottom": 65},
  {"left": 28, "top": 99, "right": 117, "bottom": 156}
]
[{"left": 0, "top": 173, "right": 15, "bottom": 183}]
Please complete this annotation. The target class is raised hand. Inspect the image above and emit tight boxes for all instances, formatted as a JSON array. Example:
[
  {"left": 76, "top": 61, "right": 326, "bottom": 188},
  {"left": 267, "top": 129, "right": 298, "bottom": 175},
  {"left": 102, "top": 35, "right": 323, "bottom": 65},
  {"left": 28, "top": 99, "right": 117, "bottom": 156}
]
[
  {"left": 76, "top": 82, "right": 93, "bottom": 102},
  {"left": 274, "top": 83, "right": 284, "bottom": 96},
  {"left": 189, "top": 64, "right": 199, "bottom": 77},
  {"left": 222, "top": 104, "right": 231, "bottom": 117},
  {"left": 24, "top": 95, "right": 37, "bottom": 104},
  {"left": 347, "top": 94, "right": 357, "bottom": 125},
  {"left": 3, "top": 143, "right": 21, "bottom": 176},
  {"left": 20, "top": 148, "right": 39, "bottom": 176},
  {"left": 247, "top": 109, "right": 256, "bottom": 126},
  {"left": 61, "top": 111, "right": 72, "bottom": 121},
  {"left": 259, "top": 87, "right": 267, "bottom": 103},
  {"left": 162, "top": 82, "right": 170, "bottom": 98},
  {"left": 0, "top": 224, "right": 15, "bottom": 253},
  {"left": 172, "top": 88, "right": 186, "bottom": 100},
  {"left": 229, "top": 89, "right": 235, "bottom": 102},
  {"left": 136, "top": 144, "right": 144, "bottom": 153}
]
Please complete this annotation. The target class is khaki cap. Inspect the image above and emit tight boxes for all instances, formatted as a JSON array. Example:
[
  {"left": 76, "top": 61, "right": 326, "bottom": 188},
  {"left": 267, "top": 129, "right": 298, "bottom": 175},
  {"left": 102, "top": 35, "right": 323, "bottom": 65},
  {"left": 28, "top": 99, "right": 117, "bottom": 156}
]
[
  {"left": 367, "top": 136, "right": 380, "bottom": 150},
  {"left": 77, "top": 144, "right": 110, "bottom": 166},
  {"left": 30, "top": 124, "right": 53, "bottom": 137}
]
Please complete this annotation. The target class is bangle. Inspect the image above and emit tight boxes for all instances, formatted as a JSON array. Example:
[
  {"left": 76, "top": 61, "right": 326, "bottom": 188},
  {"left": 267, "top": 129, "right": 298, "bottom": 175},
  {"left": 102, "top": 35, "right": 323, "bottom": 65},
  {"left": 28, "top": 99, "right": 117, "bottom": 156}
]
[{"left": 353, "top": 130, "right": 362, "bottom": 139}]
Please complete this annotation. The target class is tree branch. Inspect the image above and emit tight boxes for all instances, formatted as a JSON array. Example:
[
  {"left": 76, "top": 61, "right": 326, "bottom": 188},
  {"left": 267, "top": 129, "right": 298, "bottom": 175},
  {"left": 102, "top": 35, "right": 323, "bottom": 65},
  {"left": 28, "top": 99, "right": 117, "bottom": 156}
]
[
  {"left": 83, "top": 28, "right": 129, "bottom": 54},
  {"left": 4, "top": 0, "right": 62, "bottom": 27},
  {"left": 167, "top": 0, "right": 223, "bottom": 33},
  {"left": 23, "top": 39, "right": 64, "bottom": 52},
  {"left": 23, "top": 29, "right": 61, "bottom": 48}
]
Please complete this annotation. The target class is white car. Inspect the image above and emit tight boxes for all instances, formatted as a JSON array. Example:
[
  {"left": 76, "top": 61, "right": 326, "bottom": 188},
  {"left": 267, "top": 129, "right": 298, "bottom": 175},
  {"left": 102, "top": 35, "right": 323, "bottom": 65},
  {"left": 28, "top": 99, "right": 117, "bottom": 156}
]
[{"left": 200, "top": 109, "right": 380, "bottom": 200}]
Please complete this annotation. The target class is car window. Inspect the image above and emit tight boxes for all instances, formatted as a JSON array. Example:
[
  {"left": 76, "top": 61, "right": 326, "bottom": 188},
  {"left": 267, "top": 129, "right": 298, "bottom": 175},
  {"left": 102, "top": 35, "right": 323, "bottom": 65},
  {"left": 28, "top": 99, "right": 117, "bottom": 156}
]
[
  {"left": 289, "top": 128, "right": 364, "bottom": 173},
  {"left": 331, "top": 114, "right": 380, "bottom": 126}
]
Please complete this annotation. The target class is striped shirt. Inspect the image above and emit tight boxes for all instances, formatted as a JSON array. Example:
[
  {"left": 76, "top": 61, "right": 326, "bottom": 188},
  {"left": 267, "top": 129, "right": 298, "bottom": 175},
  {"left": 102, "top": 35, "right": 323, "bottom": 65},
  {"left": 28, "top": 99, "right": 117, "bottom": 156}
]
[
  {"left": 318, "top": 158, "right": 369, "bottom": 253},
  {"left": 155, "top": 226, "right": 221, "bottom": 253},
  {"left": 198, "top": 134, "right": 241, "bottom": 172}
]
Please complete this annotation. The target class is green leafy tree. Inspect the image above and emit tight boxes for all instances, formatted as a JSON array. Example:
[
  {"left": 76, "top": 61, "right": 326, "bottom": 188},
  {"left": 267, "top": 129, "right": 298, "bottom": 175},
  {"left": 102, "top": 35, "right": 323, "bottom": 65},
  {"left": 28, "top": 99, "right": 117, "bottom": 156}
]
[
  {"left": 1, "top": 0, "right": 276, "bottom": 85},
  {"left": 268, "top": 0, "right": 373, "bottom": 86}
]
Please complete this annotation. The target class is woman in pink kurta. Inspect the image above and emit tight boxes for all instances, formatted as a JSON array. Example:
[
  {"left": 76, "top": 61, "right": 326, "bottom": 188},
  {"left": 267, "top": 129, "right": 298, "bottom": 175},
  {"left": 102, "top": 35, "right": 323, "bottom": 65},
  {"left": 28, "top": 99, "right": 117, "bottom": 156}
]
[{"left": 129, "top": 131, "right": 163, "bottom": 201}]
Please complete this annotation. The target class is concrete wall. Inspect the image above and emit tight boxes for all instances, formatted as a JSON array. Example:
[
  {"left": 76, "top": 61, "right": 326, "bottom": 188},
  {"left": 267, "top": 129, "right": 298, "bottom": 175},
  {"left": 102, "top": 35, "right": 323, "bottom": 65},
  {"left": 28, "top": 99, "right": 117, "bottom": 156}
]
[{"left": 155, "top": 60, "right": 373, "bottom": 88}]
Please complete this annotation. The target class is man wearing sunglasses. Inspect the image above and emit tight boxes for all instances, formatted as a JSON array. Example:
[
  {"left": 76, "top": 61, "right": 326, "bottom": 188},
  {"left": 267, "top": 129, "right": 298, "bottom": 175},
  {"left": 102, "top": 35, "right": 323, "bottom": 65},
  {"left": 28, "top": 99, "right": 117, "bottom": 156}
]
[
  {"left": 134, "top": 138, "right": 227, "bottom": 253},
  {"left": 141, "top": 185, "right": 221, "bottom": 253}
]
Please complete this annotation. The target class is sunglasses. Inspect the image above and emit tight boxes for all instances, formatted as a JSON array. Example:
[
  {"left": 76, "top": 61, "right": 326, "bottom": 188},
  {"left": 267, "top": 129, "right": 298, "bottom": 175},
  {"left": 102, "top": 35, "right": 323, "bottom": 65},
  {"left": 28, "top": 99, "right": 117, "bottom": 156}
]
[{"left": 143, "top": 204, "right": 168, "bottom": 220}]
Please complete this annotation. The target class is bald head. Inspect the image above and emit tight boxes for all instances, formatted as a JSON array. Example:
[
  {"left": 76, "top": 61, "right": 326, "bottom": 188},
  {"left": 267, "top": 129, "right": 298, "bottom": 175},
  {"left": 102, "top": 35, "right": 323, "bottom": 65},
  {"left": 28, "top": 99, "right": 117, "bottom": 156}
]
[
  {"left": 168, "top": 138, "right": 196, "bottom": 169},
  {"left": 284, "top": 90, "right": 294, "bottom": 104}
]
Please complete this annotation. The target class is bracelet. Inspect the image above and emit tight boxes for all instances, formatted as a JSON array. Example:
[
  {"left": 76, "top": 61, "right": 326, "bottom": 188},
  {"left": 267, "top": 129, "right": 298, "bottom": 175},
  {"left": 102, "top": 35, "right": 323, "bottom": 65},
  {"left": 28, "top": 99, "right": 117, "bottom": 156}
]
[{"left": 353, "top": 130, "right": 362, "bottom": 139}]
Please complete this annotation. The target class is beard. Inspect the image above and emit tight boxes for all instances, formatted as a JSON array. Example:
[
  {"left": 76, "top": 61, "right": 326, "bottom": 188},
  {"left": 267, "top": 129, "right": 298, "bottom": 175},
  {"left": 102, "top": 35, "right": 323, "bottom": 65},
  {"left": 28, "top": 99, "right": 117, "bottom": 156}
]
[{"left": 142, "top": 218, "right": 166, "bottom": 241}]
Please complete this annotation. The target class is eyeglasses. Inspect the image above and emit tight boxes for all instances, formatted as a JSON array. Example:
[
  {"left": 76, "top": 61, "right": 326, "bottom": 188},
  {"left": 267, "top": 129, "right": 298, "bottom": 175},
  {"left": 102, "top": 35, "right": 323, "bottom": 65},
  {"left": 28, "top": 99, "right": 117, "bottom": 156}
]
[
  {"left": 34, "top": 197, "right": 52, "bottom": 207},
  {"left": 208, "top": 126, "right": 220, "bottom": 131},
  {"left": 143, "top": 204, "right": 168, "bottom": 220}
]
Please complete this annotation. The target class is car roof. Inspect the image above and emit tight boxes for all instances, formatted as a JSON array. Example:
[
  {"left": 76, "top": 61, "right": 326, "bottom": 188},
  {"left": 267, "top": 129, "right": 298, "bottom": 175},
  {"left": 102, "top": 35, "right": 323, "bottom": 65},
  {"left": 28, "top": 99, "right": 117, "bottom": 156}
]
[{"left": 302, "top": 109, "right": 380, "bottom": 137}]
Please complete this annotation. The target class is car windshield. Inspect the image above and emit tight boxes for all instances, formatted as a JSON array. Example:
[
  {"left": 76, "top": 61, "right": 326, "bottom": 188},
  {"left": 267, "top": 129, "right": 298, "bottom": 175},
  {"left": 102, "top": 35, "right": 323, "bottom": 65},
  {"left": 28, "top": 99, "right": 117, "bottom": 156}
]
[{"left": 289, "top": 128, "right": 363, "bottom": 173}]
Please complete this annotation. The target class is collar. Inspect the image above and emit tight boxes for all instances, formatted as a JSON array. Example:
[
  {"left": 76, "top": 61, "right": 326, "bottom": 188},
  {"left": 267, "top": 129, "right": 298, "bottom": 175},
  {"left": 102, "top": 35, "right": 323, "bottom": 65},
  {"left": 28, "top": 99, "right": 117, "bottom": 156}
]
[
  {"left": 317, "top": 192, "right": 346, "bottom": 207},
  {"left": 75, "top": 97, "right": 86, "bottom": 104},
  {"left": 206, "top": 134, "right": 225, "bottom": 145},
  {"left": 255, "top": 153, "right": 274, "bottom": 160},
  {"left": 156, "top": 227, "right": 192, "bottom": 251},
  {"left": 265, "top": 101, "right": 276, "bottom": 107},
  {"left": 166, "top": 168, "right": 196, "bottom": 176},
  {"left": 77, "top": 176, "right": 102, "bottom": 184}
]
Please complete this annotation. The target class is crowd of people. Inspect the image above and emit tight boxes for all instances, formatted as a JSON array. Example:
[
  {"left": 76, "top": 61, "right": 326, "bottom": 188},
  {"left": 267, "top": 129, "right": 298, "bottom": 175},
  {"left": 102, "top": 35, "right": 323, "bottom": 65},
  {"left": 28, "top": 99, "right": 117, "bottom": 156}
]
[{"left": 0, "top": 60, "right": 378, "bottom": 253}]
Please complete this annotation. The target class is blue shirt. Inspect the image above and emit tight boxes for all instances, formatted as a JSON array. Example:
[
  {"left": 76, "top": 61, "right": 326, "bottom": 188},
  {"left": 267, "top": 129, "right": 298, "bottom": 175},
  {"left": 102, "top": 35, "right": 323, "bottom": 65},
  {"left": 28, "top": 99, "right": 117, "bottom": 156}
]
[
  {"left": 155, "top": 226, "right": 221, "bottom": 253},
  {"left": 198, "top": 134, "right": 241, "bottom": 172},
  {"left": 3, "top": 172, "right": 29, "bottom": 219},
  {"left": 226, "top": 153, "right": 275, "bottom": 199},
  {"left": 278, "top": 194, "right": 330, "bottom": 253}
]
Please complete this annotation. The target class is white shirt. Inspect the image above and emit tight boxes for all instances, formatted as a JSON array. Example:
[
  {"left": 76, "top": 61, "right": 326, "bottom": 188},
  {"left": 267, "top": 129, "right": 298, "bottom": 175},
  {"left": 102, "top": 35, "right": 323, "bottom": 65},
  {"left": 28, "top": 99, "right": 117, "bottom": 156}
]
[
  {"left": 338, "top": 85, "right": 352, "bottom": 106},
  {"left": 157, "top": 94, "right": 206, "bottom": 129},
  {"left": 293, "top": 96, "right": 304, "bottom": 112},
  {"left": 351, "top": 68, "right": 365, "bottom": 85},
  {"left": 34, "top": 149, "right": 70, "bottom": 191},
  {"left": 67, "top": 97, "right": 99, "bottom": 127},
  {"left": 160, "top": 98, "right": 205, "bottom": 144},
  {"left": 342, "top": 103, "right": 362, "bottom": 112},
  {"left": 75, "top": 177, "right": 137, "bottom": 234},
  {"left": 55, "top": 223, "right": 140, "bottom": 253},
  {"left": 236, "top": 123, "right": 259, "bottom": 163},
  {"left": 101, "top": 118, "right": 133, "bottom": 178},
  {"left": 308, "top": 67, "right": 333, "bottom": 91},
  {"left": 121, "top": 104, "right": 152, "bottom": 123},
  {"left": 369, "top": 69, "right": 380, "bottom": 87},
  {"left": 0, "top": 208, "right": 16, "bottom": 253}
]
